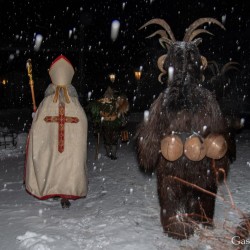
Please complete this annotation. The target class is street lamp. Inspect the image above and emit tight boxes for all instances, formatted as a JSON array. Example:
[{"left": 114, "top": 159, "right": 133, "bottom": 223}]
[
  {"left": 134, "top": 70, "right": 142, "bottom": 81},
  {"left": 134, "top": 68, "right": 143, "bottom": 111},
  {"left": 1, "top": 78, "right": 8, "bottom": 85},
  {"left": 109, "top": 73, "right": 116, "bottom": 83}
]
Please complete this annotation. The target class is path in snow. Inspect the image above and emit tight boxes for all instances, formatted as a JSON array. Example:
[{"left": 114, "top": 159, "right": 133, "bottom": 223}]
[{"left": 0, "top": 121, "right": 250, "bottom": 250}]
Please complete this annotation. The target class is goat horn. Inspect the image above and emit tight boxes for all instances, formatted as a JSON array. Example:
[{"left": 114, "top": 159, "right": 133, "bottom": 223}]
[
  {"left": 208, "top": 60, "right": 220, "bottom": 75},
  {"left": 158, "top": 72, "right": 166, "bottom": 84},
  {"left": 200, "top": 55, "right": 208, "bottom": 70},
  {"left": 157, "top": 54, "right": 167, "bottom": 73},
  {"left": 193, "top": 37, "right": 203, "bottom": 46},
  {"left": 188, "top": 29, "right": 214, "bottom": 42},
  {"left": 146, "top": 29, "right": 167, "bottom": 39},
  {"left": 221, "top": 62, "right": 240, "bottom": 74},
  {"left": 139, "top": 18, "right": 176, "bottom": 42},
  {"left": 159, "top": 37, "right": 173, "bottom": 49},
  {"left": 146, "top": 30, "right": 172, "bottom": 48},
  {"left": 183, "top": 18, "right": 225, "bottom": 41}
]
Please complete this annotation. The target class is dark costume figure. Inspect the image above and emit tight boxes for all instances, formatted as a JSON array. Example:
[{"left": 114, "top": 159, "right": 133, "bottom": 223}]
[
  {"left": 88, "top": 86, "right": 129, "bottom": 160},
  {"left": 137, "top": 18, "right": 234, "bottom": 239}
]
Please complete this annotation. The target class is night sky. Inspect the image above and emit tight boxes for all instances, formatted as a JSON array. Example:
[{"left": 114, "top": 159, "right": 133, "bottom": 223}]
[{"left": 0, "top": 0, "right": 250, "bottom": 112}]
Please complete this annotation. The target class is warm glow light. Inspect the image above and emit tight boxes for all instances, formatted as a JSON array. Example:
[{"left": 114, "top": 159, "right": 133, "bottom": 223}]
[
  {"left": 109, "top": 73, "right": 116, "bottom": 83},
  {"left": 134, "top": 71, "right": 142, "bottom": 81},
  {"left": 2, "top": 79, "right": 8, "bottom": 85}
]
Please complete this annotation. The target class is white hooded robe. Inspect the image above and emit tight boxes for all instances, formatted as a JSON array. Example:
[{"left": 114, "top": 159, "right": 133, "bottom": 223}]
[{"left": 25, "top": 84, "right": 88, "bottom": 200}]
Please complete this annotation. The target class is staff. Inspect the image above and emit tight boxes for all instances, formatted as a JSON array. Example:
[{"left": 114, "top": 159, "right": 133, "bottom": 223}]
[{"left": 26, "top": 59, "right": 37, "bottom": 112}]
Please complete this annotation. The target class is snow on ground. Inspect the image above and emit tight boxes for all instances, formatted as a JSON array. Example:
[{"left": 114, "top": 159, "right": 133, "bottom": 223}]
[{"left": 0, "top": 115, "right": 250, "bottom": 250}]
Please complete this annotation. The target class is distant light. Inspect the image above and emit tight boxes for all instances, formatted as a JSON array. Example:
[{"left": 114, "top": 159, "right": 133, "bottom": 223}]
[
  {"left": 2, "top": 79, "right": 8, "bottom": 85},
  {"left": 111, "top": 20, "right": 120, "bottom": 41},
  {"left": 134, "top": 70, "right": 142, "bottom": 81},
  {"left": 109, "top": 73, "right": 116, "bottom": 83}
]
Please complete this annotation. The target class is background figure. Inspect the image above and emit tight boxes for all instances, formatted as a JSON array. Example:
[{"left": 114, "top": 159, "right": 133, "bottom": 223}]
[
  {"left": 25, "top": 55, "right": 88, "bottom": 209},
  {"left": 87, "top": 86, "right": 129, "bottom": 160}
]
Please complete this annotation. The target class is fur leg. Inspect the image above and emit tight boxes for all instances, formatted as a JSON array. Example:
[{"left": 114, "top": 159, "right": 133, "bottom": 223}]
[
  {"left": 105, "top": 145, "right": 112, "bottom": 158},
  {"left": 111, "top": 145, "right": 117, "bottom": 160},
  {"left": 158, "top": 176, "right": 197, "bottom": 240}
]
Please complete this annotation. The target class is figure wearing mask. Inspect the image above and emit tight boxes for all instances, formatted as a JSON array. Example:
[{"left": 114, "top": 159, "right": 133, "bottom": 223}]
[{"left": 88, "top": 86, "right": 129, "bottom": 160}]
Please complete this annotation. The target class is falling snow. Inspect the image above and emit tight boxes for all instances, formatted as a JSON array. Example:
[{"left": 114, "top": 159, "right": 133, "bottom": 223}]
[
  {"left": 1, "top": 1, "right": 250, "bottom": 248},
  {"left": 0, "top": 113, "right": 250, "bottom": 249}
]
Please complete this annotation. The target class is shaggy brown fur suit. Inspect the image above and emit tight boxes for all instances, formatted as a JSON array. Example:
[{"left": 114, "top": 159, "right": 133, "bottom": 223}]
[{"left": 137, "top": 41, "right": 233, "bottom": 240}]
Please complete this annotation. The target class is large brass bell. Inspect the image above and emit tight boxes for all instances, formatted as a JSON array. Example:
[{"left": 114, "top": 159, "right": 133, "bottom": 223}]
[
  {"left": 161, "top": 134, "right": 183, "bottom": 161},
  {"left": 184, "top": 135, "right": 207, "bottom": 161},
  {"left": 204, "top": 133, "right": 227, "bottom": 159}
]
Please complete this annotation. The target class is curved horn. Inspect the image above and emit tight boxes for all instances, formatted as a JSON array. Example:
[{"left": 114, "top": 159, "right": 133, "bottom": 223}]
[
  {"left": 157, "top": 54, "right": 167, "bottom": 84},
  {"left": 159, "top": 37, "right": 173, "bottom": 49},
  {"left": 146, "top": 29, "right": 167, "bottom": 39},
  {"left": 183, "top": 18, "right": 225, "bottom": 41},
  {"left": 200, "top": 55, "right": 208, "bottom": 70},
  {"left": 208, "top": 60, "right": 220, "bottom": 75},
  {"left": 157, "top": 54, "right": 167, "bottom": 73},
  {"left": 193, "top": 37, "right": 203, "bottom": 46},
  {"left": 221, "top": 62, "right": 240, "bottom": 75},
  {"left": 139, "top": 18, "right": 176, "bottom": 42},
  {"left": 158, "top": 72, "right": 166, "bottom": 84},
  {"left": 188, "top": 29, "right": 214, "bottom": 42},
  {"left": 146, "top": 30, "right": 173, "bottom": 48}
]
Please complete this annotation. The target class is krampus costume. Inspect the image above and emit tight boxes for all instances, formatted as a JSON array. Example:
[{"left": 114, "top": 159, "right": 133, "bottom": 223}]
[
  {"left": 137, "top": 18, "right": 233, "bottom": 239},
  {"left": 88, "top": 86, "right": 129, "bottom": 160},
  {"left": 25, "top": 55, "right": 88, "bottom": 208}
]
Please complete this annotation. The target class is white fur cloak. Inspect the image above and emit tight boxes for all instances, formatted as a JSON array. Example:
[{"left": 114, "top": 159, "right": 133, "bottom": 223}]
[{"left": 25, "top": 85, "right": 88, "bottom": 200}]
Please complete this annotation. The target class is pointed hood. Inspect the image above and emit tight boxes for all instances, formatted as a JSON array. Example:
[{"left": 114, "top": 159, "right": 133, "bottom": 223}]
[
  {"left": 49, "top": 55, "right": 74, "bottom": 86},
  {"left": 104, "top": 86, "right": 114, "bottom": 99}
]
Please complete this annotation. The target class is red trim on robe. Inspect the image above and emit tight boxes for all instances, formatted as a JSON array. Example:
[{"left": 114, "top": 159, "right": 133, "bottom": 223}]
[
  {"left": 49, "top": 55, "right": 73, "bottom": 69},
  {"left": 25, "top": 189, "right": 85, "bottom": 200},
  {"left": 25, "top": 107, "right": 83, "bottom": 201}
]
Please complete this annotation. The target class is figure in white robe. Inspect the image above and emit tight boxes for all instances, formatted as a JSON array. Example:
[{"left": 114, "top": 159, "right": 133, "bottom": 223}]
[{"left": 25, "top": 55, "right": 88, "bottom": 208}]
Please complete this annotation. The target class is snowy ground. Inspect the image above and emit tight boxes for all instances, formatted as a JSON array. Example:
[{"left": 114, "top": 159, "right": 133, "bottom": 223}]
[{"left": 0, "top": 115, "right": 250, "bottom": 250}]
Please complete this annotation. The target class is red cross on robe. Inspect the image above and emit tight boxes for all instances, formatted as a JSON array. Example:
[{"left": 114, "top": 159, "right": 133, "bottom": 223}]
[{"left": 44, "top": 103, "right": 79, "bottom": 153}]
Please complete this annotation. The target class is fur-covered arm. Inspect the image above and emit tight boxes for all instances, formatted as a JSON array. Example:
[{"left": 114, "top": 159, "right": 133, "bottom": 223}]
[
  {"left": 136, "top": 93, "right": 167, "bottom": 171},
  {"left": 205, "top": 91, "right": 232, "bottom": 180}
]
